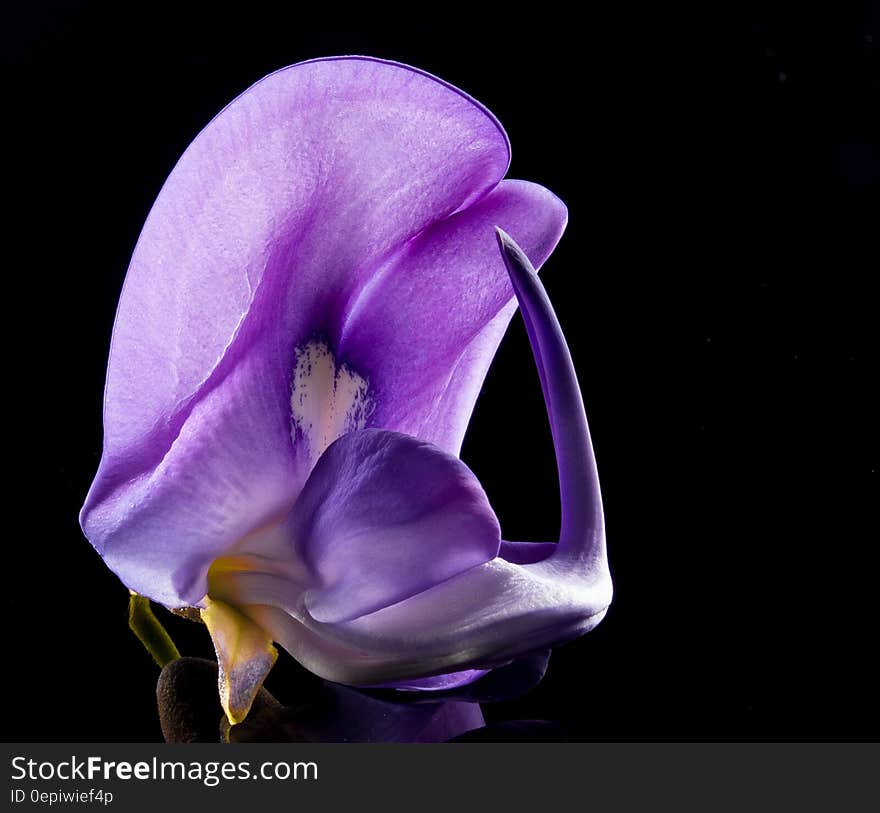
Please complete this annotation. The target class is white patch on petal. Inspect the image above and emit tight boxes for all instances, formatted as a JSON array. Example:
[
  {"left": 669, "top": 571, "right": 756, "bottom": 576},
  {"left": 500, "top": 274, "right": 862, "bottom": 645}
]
[{"left": 290, "top": 340, "right": 373, "bottom": 469}]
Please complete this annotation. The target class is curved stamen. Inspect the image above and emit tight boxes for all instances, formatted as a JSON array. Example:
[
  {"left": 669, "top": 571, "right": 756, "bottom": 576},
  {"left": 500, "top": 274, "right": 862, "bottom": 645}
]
[{"left": 495, "top": 229, "right": 605, "bottom": 567}]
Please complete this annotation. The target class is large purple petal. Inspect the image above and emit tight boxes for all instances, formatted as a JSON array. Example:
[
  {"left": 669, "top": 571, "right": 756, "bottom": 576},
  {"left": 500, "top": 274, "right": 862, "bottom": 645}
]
[
  {"left": 99, "top": 57, "right": 510, "bottom": 470},
  {"left": 290, "top": 429, "right": 501, "bottom": 623},
  {"left": 83, "top": 58, "right": 522, "bottom": 605},
  {"left": 338, "top": 179, "right": 566, "bottom": 454}
]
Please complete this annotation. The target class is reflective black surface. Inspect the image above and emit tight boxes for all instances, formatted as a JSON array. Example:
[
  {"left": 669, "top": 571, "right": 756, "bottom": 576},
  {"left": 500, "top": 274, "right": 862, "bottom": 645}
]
[
  {"left": 6, "top": 1, "right": 878, "bottom": 740},
  {"left": 158, "top": 655, "right": 589, "bottom": 742}
]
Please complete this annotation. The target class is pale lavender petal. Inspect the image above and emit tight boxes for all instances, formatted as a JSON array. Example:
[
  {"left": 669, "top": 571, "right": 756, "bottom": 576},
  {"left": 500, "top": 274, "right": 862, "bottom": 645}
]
[
  {"left": 82, "top": 57, "right": 513, "bottom": 605},
  {"left": 290, "top": 428, "right": 500, "bottom": 623},
  {"left": 87, "top": 347, "right": 297, "bottom": 606},
  {"left": 339, "top": 179, "right": 567, "bottom": 454},
  {"left": 236, "top": 557, "right": 610, "bottom": 685},
  {"left": 100, "top": 57, "right": 509, "bottom": 468}
]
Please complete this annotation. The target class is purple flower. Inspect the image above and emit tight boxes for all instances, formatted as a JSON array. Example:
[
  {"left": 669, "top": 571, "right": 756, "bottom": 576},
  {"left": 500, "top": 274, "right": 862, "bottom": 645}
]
[{"left": 80, "top": 57, "right": 611, "bottom": 723}]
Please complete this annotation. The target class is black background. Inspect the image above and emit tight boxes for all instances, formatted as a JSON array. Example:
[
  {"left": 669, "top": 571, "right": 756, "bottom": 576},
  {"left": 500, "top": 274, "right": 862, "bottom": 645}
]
[{"left": 5, "top": 1, "right": 877, "bottom": 741}]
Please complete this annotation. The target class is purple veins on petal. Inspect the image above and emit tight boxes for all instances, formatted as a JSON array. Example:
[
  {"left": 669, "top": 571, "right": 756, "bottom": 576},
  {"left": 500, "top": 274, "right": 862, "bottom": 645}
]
[{"left": 80, "top": 57, "right": 567, "bottom": 610}]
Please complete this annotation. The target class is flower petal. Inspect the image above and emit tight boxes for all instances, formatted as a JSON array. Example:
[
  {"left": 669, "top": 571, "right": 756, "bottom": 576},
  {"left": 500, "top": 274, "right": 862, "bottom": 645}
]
[
  {"left": 100, "top": 56, "right": 509, "bottom": 467},
  {"left": 86, "top": 349, "right": 297, "bottom": 606},
  {"left": 290, "top": 428, "right": 501, "bottom": 623},
  {"left": 82, "top": 57, "right": 513, "bottom": 603},
  {"left": 495, "top": 228, "right": 605, "bottom": 567},
  {"left": 338, "top": 179, "right": 567, "bottom": 454},
  {"left": 246, "top": 558, "right": 609, "bottom": 685}
]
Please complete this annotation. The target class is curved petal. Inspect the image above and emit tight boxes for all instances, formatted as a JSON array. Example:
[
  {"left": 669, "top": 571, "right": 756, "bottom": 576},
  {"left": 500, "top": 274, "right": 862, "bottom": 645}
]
[
  {"left": 100, "top": 56, "right": 510, "bottom": 469},
  {"left": 244, "top": 557, "right": 609, "bottom": 685},
  {"left": 290, "top": 428, "right": 501, "bottom": 623},
  {"left": 88, "top": 347, "right": 297, "bottom": 606},
  {"left": 227, "top": 232, "right": 611, "bottom": 685},
  {"left": 495, "top": 228, "right": 605, "bottom": 567},
  {"left": 338, "top": 179, "right": 567, "bottom": 454},
  {"left": 82, "top": 57, "right": 514, "bottom": 603}
]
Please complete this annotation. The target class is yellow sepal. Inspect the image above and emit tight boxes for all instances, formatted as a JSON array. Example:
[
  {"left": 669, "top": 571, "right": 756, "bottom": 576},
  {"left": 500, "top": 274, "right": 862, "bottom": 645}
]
[{"left": 201, "top": 598, "right": 278, "bottom": 724}]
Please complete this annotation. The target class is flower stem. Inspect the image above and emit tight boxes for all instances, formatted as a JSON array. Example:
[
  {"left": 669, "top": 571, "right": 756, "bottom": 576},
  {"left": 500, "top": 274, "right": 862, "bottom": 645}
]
[{"left": 128, "top": 593, "right": 181, "bottom": 667}]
